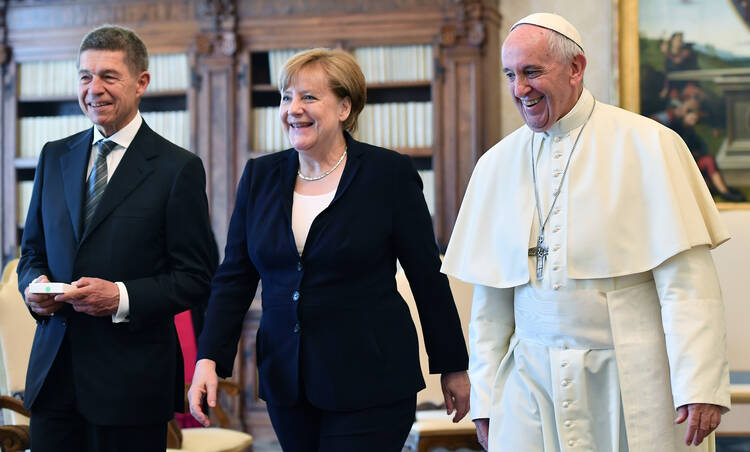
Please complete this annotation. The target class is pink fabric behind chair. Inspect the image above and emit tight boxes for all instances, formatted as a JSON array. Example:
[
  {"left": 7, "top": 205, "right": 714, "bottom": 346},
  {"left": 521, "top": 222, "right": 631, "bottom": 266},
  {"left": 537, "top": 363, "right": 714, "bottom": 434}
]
[{"left": 174, "top": 310, "right": 202, "bottom": 428}]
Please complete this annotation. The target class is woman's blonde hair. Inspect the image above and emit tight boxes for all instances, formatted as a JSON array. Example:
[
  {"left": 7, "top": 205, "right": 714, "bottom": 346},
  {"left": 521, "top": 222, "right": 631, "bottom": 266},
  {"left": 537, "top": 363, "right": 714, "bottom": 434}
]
[{"left": 279, "top": 48, "right": 366, "bottom": 132}]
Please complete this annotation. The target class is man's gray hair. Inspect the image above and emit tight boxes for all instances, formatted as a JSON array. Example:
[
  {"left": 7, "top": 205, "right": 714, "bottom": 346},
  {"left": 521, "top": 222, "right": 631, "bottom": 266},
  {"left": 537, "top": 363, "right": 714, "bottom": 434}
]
[
  {"left": 78, "top": 25, "right": 149, "bottom": 75},
  {"left": 546, "top": 29, "right": 584, "bottom": 64}
]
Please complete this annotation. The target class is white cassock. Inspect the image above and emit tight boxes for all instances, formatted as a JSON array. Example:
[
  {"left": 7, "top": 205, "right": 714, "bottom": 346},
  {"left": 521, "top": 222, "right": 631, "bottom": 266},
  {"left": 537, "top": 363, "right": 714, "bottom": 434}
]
[{"left": 442, "top": 88, "right": 731, "bottom": 452}]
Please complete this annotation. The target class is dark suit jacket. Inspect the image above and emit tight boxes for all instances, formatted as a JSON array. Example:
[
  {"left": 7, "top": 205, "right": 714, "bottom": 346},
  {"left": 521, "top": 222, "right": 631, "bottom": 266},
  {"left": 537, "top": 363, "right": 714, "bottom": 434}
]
[
  {"left": 17, "top": 122, "right": 218, "bottom": 425},
  {"left": 198, "top": 132, "right": 468, "bottom": 410}
]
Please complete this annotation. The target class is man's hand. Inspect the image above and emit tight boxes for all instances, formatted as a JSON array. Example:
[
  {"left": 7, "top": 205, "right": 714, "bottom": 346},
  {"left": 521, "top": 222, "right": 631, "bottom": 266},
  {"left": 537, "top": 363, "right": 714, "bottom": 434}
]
[
  {"left": 474, "top": 418, "right": 489, "bottom": 451},
  {"left": 440, "top": 370, "right": 471, "bottom": 422},
  {"left": 24, "top": 275, "right": 65, "bottom": 316},
  {"left": 675, "top": 403, "right": 722, "bottom": 446},
  {"left": 188, "top": 359, "right": 219, "bottom": 427},
  {"left": 55, "top": 277, "right": 119, "bottom": 317}
]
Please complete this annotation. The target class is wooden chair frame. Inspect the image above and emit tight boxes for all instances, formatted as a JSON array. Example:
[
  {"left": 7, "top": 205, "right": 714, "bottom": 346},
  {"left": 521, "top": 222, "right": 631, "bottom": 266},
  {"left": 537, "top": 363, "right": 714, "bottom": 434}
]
[{"left": 0, "top": 395, "right": 30, "bottom": 452}]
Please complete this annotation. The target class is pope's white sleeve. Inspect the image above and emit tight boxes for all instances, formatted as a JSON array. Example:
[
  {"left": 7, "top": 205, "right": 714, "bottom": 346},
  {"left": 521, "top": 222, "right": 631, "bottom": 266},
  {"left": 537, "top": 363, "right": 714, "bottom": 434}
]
[
  {"left": 652, "top": 244, "right": 730, "bottom": 411},
  {"left": 469, "top": 284, "right": 515, "bottom": 420}
]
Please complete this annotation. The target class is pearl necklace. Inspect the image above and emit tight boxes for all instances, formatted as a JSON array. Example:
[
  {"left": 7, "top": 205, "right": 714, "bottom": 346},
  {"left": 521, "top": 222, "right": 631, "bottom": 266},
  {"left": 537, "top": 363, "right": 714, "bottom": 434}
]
[{"left": 297, "top": 147, "right": 347, "bottom": 181}]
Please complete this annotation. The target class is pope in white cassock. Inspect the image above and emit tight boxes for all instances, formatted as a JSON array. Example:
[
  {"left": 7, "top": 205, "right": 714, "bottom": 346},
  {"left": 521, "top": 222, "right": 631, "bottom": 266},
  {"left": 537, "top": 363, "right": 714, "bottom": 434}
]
[{"left": 441, "top": 13, "right": 731, "bottom": 452}]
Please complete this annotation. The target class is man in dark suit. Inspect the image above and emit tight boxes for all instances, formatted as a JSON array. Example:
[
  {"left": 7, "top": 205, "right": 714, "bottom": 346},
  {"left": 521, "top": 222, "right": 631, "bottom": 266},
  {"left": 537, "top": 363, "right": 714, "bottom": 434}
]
[{"left": 17, "top": 25, "right": 218, "bottom": 452}]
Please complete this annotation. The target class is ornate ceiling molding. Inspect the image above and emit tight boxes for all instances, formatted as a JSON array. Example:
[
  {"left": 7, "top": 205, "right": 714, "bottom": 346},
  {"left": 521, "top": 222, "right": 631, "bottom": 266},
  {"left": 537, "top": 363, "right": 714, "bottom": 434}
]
[
  {"left": 196, "top": 0, "right": 238, "bottom": 57},
  {"left": 440, "top": 0, "right": 489, "bottom": 48}
]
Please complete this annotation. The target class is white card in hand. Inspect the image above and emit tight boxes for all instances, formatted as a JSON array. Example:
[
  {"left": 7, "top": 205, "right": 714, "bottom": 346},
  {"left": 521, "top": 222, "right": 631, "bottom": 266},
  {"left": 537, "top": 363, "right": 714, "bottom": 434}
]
[{"left": 28, "top": 282, "right": 74, "bottom": 294}]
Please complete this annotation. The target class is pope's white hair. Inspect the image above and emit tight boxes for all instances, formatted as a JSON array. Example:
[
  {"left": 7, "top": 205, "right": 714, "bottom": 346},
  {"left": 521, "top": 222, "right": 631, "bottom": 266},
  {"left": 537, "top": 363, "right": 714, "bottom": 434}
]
[{"left": 545, "top": 28, "right": 585, "bottom": 64}]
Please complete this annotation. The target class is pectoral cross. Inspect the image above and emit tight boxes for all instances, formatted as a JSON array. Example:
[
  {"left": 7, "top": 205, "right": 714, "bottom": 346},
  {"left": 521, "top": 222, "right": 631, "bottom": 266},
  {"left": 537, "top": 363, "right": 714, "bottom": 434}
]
[{"left": 528, "top": 234, "right": 548, "bottom": 280}]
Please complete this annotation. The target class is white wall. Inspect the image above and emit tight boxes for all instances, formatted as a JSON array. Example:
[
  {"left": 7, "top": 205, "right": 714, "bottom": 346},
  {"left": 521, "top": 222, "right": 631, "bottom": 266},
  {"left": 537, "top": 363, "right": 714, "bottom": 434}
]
[
  {"left": 498, "top": 0, "right": 617, "bottom": 137},
  {"left": 712, "top": 210, "right": 750, "bottom": 434},
  {"left": 712, "top": 210, "right": 750, "bottom": 372}
]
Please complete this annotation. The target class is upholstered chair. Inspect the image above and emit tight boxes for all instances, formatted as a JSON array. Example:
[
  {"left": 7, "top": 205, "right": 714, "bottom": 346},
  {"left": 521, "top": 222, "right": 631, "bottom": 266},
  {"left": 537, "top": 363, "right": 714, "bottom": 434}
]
[{"left": 0, "top": 259, "right": 35, "bottom": 452}]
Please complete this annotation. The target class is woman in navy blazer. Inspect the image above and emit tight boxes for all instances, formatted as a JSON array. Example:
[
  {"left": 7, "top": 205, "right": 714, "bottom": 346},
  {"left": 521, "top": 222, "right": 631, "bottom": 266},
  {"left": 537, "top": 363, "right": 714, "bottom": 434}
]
[{"left": 189, "top": 49, "right": 469, "bottom": 452}]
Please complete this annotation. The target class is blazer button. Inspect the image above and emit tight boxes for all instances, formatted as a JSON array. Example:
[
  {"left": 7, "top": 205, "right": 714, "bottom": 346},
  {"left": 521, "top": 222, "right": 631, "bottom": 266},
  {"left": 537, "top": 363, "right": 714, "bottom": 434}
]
[
  {"left": 292, "top": 291, "right": 300, "bottom": 301},
  {"left": 296, "top": 261, "right": 303, "bottom": 272},
  {"left": 293, "top": 323, "right": 301, "bottom": 333}
]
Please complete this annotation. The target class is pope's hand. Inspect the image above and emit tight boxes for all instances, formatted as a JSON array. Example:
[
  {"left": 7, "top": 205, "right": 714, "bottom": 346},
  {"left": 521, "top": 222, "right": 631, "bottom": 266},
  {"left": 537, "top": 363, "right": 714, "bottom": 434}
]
[
  {"left": 675, "top": 403, "right": 722, "bottom": 446},
  {"left": 474, "top": 418, "right": 489, "bottom": 451}
]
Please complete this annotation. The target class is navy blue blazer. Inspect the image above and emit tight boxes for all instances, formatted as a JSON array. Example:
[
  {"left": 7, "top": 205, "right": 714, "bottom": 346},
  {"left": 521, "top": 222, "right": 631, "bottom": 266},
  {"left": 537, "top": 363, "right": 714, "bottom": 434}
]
[
  {"left": 17, "top": 123, "right": 218, "bottom": 424},
  {"left": 198, "top": 133, "right": 468, "bottom": 410}
]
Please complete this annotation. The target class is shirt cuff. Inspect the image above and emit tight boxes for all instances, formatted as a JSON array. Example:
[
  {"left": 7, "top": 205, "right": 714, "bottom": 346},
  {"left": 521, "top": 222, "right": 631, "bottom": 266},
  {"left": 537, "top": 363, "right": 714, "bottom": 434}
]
[{"left": 112, "top": 281, "right": 130, "bottom": 323}]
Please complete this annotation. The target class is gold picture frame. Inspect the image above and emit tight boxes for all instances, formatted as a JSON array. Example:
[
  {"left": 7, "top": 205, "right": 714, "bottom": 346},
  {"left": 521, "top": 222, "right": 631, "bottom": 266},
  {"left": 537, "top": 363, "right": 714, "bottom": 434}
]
[
  {"left": 618, "top": 0, "right": 640, "bottom": 114},
  {"left": 618, "top": 0, "right": 750, "bottom": 210}
]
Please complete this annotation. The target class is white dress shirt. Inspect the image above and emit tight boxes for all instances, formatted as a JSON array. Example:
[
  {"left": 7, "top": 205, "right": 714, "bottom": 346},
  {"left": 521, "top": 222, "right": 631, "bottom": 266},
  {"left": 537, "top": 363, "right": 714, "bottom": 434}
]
[{"left": 87, "top": 112, "right": 143, "bottom": 323}]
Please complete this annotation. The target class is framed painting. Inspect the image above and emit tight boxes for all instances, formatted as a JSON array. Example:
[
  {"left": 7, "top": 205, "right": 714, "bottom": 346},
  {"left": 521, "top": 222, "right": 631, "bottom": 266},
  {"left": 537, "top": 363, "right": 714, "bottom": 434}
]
[{"left": 619, "top": 0, "right": 750, "bottom": 209}]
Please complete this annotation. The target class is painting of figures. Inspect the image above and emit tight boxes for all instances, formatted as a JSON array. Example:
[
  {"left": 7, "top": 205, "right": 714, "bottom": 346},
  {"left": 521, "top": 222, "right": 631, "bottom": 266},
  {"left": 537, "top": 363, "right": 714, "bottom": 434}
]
[{"left": 638, "top": 0, "right": 750, "bottom": 204}]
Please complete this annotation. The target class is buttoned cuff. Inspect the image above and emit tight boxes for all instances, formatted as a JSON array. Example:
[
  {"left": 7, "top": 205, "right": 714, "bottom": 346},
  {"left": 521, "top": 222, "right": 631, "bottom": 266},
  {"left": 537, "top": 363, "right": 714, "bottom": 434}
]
[{"left": 112, "top": 281, "right": 130, "bottom": 323}]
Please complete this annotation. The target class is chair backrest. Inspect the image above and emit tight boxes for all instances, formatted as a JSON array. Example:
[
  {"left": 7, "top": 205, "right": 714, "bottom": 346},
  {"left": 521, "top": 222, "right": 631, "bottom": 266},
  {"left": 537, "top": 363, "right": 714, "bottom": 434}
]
[
  {"left": 396, "top": 270, "right": 472, "bottom": 408},
  {"left": 0, "top": 259, "right": 35, "bottom": 425}
]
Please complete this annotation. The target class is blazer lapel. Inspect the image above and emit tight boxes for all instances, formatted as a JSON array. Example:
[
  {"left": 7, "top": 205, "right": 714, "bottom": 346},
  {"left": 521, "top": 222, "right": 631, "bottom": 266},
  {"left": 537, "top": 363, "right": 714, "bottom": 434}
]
[
  {"left": 331, "top": 132, "right": 362, "bottom": 204},
  {"left": 81, "top": 124, "right": 156, "bottom": 243},
  {"left": 281, "top": 132, "right": 363, "bottom": 257},
  {"left": 60, "top": 128, "right": 94, "bottom": 242},
  {"left": 300, "top": 132, "right": 363, "bottom": 256},
  {"left": 280, "top": 149, "right": 300, "bottom": 254}
]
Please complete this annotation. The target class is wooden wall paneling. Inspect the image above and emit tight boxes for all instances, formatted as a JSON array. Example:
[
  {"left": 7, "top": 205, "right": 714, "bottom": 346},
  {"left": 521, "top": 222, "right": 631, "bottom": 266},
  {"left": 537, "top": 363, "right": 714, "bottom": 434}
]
[
  {"left": 5, "top": 0, "right": 199, "bottom": 62},
  {"left": 479, "top": 4, "right": 501, "bottom": 160},
  {"left": 430, "top": 42, "right": 445, "bottom": 242},
  {"left": 433, "top": 0, "right": 500, "bottom": 247},
  {"left": 193, "top": 0, "right": 240, "bottom": 255},
  {"left": 435, "top": 47, "right": 480, "bottom": 246},
  {"left": 2, "top": 62, "right": 16, "bottom": 264},
  {"left": 237, "top": 8, "right": 445, "bottom": 51},
  {"left": 194, "top": 57, "right": 238, "bottom": 253},
  {"left": 234, "top": 50, "right": 251, "bottom": 188},
  {"left": 236, "top": 0, "right": 444, "bottom": 17},
  {"left": 1, "top": 0, "right": 13, "bottom": 265},
  {"left": 187, "top": 51, "right": 200, "bottom": 156}
]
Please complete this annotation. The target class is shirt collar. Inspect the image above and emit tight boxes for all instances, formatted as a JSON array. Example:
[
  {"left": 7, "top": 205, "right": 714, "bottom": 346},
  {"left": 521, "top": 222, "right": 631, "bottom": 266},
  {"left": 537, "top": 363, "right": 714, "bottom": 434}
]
[
  {"left": 543, "top": 88, "right": 594, "bottom": 138},
  {"left": 92, "top": 111, "right": 143, "bottom": 149}
]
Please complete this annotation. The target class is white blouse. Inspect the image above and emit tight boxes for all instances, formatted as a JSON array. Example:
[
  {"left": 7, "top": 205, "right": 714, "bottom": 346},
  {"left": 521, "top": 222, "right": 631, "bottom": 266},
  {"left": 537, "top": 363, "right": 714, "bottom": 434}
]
[{"left": 291, "top": 189, "right": 336, "bottom": 255}]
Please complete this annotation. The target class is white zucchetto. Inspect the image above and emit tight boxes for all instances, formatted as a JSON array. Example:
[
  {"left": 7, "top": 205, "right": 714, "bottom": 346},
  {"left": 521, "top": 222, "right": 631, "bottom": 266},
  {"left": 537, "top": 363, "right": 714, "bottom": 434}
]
[{"left": 511, "top": 13, "right": 584, "bottom": 52}]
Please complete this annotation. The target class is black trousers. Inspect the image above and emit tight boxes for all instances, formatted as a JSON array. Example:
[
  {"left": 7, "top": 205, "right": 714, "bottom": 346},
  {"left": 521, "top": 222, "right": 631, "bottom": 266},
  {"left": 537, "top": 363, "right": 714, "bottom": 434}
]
[
  {"left": 267, "top": 393, "right": 416, "bottom": 452},
  {"left": 29, "top": 334, "right": 167, "bottom": 452}
]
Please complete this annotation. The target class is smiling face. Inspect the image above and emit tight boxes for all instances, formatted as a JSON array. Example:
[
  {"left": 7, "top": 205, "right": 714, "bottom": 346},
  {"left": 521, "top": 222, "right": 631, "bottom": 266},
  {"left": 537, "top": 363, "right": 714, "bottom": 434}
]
[
  {"left": 501, "top": 25, "right": 585, "bottom": 133},
  {"left": 78, "top": 49, "right": 150, "bottom": 137},
  {"left": 279, "top": 64, "right": 351, "bottom": 153}
]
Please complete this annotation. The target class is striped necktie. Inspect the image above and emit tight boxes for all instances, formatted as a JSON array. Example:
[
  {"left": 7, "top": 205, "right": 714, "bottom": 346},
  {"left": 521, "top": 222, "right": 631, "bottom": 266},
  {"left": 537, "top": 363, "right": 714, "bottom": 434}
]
[{"left": 84, "top": 139, "right": 116, "bottom": 229}]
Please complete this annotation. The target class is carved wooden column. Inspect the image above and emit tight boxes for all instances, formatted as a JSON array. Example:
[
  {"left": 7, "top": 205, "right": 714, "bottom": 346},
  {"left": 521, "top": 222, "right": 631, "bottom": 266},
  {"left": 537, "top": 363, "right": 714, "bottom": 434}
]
[
  {"left": 192, "top": 0, "right": 243, "bottom": 256},
  {"left": 0, "top": 0, "right": 14, "bottom": 265},
  {"left": 434, "top": 0, "right": 500, "bottom": 247}
]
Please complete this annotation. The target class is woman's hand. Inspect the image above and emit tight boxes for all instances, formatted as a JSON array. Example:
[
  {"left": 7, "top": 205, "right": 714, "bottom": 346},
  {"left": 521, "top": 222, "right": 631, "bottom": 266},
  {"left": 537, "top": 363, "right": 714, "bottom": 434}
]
[
  {"left": 187, "top": 359, "right": 219, "bottom": 427},
  {"left": 440, "top": 370, "right": 471, "bottom": 422}
]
